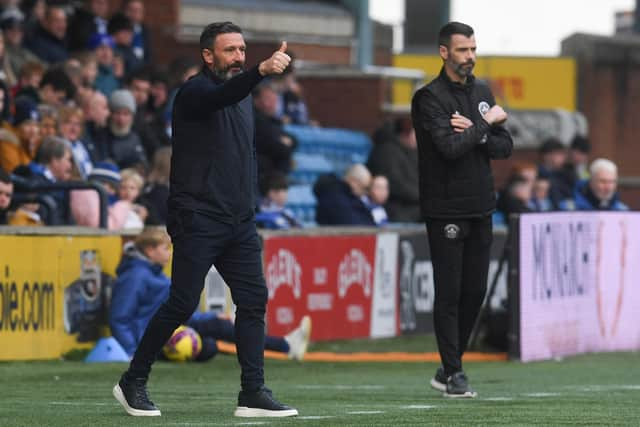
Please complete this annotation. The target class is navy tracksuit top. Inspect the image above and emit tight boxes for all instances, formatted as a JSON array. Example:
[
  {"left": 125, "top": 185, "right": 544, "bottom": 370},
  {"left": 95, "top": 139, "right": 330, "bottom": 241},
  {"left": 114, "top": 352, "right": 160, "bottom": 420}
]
[{"left": 168, "top": 65, "right": 264, "bottom": 223}]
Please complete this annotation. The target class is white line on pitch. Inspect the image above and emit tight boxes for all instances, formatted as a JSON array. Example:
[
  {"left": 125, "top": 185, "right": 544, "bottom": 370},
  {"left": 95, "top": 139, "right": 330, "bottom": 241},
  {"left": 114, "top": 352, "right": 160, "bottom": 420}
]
[
  {"left": 296, "top": 384, "right": 385, "bottom": 390},
  {"left": 523, "top": 392, "right": 561, "bottom": 397},
  {"left": 400, "top": 404, "right": 437, "bottom": 409},
  {"left": 346, "top": 410, "right": 386, "bottom": 415},
  {"left": 49, "top": 402, "right": 111, "bottom": 406}
]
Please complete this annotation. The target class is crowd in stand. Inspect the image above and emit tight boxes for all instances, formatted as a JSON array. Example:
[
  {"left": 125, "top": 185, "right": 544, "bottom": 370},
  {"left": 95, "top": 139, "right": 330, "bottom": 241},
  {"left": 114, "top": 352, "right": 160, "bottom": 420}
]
[
  {"left": 0, "top": 0, "right": 184, "bottom": 227},
  {"left": 0, "top": 1, "right": 630, "bottom": 230},
  {"left": 494, "top": 136, "right": 628, "bottom": 223}
]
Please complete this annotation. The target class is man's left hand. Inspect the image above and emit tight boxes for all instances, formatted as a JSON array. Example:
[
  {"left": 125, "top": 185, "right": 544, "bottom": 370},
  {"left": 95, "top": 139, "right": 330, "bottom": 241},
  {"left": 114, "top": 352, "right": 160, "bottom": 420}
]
[{"left": 450, "top": 112, "right": 473, "bottom": 133}]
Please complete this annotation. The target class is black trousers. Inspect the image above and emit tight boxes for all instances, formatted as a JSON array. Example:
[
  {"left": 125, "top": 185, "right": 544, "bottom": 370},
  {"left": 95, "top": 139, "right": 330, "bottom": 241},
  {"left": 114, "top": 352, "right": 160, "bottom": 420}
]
[
  {"left": 425, "top": 216, "right": 492, "bottom": 376},
  {"left": 127, "top": 210, "right": 268, "bottom": 392}
]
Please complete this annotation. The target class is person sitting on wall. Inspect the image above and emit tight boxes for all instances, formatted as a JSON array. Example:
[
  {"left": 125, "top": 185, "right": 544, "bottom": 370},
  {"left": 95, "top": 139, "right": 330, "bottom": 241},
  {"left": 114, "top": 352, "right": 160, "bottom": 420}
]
[
  {"left": 560, "top": 158, "right": 628, "bottom": 211},
  {"left": 313, "top": 163, "right": 376, "bottom": 226},
  {"left": 109, "top": 227, "right": 312, "bottom": 361}
]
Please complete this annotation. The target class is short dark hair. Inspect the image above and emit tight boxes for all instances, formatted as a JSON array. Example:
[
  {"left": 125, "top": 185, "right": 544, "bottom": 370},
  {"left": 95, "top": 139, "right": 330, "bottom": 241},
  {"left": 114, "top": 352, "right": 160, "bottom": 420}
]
[
  {"left": 438, "top": 22, "right": 474, "bottom": 47},
  {"left": 539, "top": 138, "right": 565, "bottom": 155},
  {"left": 570, "top": 135, "right": 591, "bottom": 154},
  {"left": 199, "top": 21, "right": 242, "bottom": 51},
  {"left": 39, "top": 67, "right": 75, "bottom": 100},
  {"left": 259, "top": 172, "right": 288, "bottom": 196}
]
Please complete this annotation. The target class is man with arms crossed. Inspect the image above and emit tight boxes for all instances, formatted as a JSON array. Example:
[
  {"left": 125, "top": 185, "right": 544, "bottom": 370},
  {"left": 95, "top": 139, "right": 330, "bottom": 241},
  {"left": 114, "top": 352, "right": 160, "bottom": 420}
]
[
  {"left": 411, "top": 22, "right": 513, "bottom": 398},
  {"left": 113, "top": 22, "right": 297, "bottom": 417}
]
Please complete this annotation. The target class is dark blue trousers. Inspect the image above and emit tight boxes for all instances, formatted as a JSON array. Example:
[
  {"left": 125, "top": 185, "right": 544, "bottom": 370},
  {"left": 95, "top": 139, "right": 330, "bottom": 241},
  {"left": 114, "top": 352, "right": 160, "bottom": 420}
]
[{"left": 127, "top": 211, "right": 268, "bottom": 392}]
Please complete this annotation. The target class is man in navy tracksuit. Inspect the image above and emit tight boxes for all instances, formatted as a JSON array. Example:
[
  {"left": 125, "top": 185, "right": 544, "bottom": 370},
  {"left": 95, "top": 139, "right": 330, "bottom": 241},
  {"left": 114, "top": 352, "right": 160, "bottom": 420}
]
[
  {"left": 411, "top": 22, "right": 512, "bottom": 398},
  {"left": 113, "top": 22, "right": 297, "bottom": 418}
]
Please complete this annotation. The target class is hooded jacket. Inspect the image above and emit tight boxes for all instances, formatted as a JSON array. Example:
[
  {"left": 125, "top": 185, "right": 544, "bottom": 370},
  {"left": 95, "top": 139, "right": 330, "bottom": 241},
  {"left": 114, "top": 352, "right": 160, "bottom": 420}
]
[{"left": 109, "top": 243, "right": 170, "bottom": 355}]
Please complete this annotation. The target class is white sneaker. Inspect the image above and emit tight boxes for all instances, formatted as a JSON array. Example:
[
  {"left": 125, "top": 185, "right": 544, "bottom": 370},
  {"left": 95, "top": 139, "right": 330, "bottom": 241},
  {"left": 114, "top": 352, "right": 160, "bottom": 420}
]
[{"left": 284, "top": 315, "right": 311, "bottom": 361}]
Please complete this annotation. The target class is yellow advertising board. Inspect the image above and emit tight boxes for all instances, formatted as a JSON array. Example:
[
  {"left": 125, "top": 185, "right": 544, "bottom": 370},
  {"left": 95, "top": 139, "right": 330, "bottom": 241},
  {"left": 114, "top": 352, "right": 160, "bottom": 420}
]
[
  {"left": 393, "top": 55, "right": 576, "bottom": 111},
  {"left": 0, "top": 235, "right": 122, "bottom": 360}
]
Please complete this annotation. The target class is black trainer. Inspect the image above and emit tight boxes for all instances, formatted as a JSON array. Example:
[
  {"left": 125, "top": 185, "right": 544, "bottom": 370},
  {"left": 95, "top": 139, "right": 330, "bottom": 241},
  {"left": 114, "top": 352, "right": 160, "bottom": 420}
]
[
  {"left": 234, "top": 386, "right": 298, "bottom": 417},
  {"left": 113, "top": 374, "right": 161, "bottom": 416},
  {"left": 443, "top": 371, "right": 477, "bottom": 398},
  {"left": 430, "top": 366, "right": 447, "bottom": 392}
]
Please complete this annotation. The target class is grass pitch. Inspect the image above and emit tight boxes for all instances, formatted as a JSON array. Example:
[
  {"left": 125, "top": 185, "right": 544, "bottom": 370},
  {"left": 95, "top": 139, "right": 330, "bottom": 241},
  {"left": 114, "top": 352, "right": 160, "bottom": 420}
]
[{"left": 1, "top": 336, "right": 639, "bottom": 426}]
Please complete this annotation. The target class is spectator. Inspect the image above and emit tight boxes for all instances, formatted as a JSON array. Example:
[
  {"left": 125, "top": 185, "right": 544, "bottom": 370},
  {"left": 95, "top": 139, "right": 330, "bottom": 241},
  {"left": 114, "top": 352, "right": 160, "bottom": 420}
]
[
  {"left": 0, "top": 30, "right": 17, "bottom": 86},
  {"left": 148, "top": 70, "right": 170, "bottom": 139},
  {"left": 125, "top": 68, "right": 167, "bottom": 159},
  {"left": 38, "top": 104, "right": 58, "bottom": 139},
  {"left": 1, "top": 8, "right": 41, "bottom": 79},
  {"left": 107, "top": 88, "right": 147, "bottom": 171},
  {"left": 367, "top": 118, "right": 421, "bottom": 222},
  {"left": 81, "top": 89, "right": 110, "bottom": 162},
  {"left": 0, "top": 97, "right": 40, "bottom": 173},
  {"left": 537, "top": 138, "right": 571, "bottom": 207},
  {"left": 67, "top": 0, "right": 110, "bottom": 53},
  {"left": 255, "top": 171, "right": 301, "bottom": 229},
  {"left": 13, "top": 60, "right": 44, "bottom": 101},
  {"left": 0, "top": 168, "right": 12, "bottom": 224},
  {"left": 529, "top": 174, "right": 553, "bottom": 212},
  {"left": 272, "top": 52, "right": 311, "bottom": 125},
  {"left": 556, "top": 135, "right": 591, "bottom": 197},
  {"left": 18, "top": 66, "right": 75, "bottom": 107},
  {"left": 30, "top": 135, "right": 73, "bottom": 224},
  {"left": 314, "top": 164, "right": 376, "bottom": 226},
  {"left": 20, "top": 0, "right": 46, "bottom": 39},
  {"left": 253, "top": 82, "right": 296, "bottom": 179},
  {"left": 108, "top": 12, "right": 140, "bottom": 75},
  {"left": 90, "top": 33, "right": 118, "bottom": 96},
  {"left": 496, "top": 175, "right": 533, "bottom": 218},
  {"left": 109, "top": 228, "right": 311, "bottom": 360},
  {"left": 71, "top": 161, "right": 141, "bottom": 229},
  {"left": 24, "top": 4, "right": 68, "bottom": 65},
  {"left": 560, "top": 158, "right": 628, "bottom": 211},
  {"left": 117, "top": 167, "right": 145, "bottom": 227},
  {"left": 122, "top": 0, "right": 152, "bottom": 65},
  {"left": 76, "top": 51, "right": 98, "bottom": 89},
  {"left": 0, "top": 166, "right": 43, "bottom": 226},
  {"left": 364, "top": 175, "right": 389, "bottom": 226},
  {"left": 138, "top": 146, "right": 170, "bottom": 224},
  {"left": 58, "top": 105, "right": 92, "bottom": 179}
]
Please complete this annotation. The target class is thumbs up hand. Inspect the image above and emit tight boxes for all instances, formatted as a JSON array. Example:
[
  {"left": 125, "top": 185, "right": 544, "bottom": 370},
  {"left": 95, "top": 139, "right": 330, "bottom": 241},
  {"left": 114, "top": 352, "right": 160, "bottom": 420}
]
[{"left": 259, "top": 41, "right": 291, "bottom": 76}]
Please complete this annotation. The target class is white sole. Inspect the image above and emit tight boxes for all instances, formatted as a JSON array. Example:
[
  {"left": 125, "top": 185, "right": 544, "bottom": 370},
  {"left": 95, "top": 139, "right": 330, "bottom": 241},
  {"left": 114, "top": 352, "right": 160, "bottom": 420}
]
[
  {"left": 442, "top": 390, "right": 478, "bottom": 399},
  {"left": 113, "top": 384, "right": 161, "bottom": 416},
  {"left": 234, "top": 406, "right": 299, "bottom": 417},
  {"left": 430, "top": 378, "right": 447, "bottom": 392}
]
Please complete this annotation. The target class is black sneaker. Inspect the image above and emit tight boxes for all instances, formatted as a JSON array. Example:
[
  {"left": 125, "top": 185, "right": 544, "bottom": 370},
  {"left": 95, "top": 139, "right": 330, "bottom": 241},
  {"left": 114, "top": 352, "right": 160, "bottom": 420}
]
[
  {"left": 443, "top": 371, "right": 477, "bottom": 398},
  {"left": 112, "top": 374, "right": 161, "bottom": 416},
  {"left": 234, "top": 386, "right": 298, "bottom": 417},
  {"left": 430, "top": 366, "right": 447, "bottom": 392}
]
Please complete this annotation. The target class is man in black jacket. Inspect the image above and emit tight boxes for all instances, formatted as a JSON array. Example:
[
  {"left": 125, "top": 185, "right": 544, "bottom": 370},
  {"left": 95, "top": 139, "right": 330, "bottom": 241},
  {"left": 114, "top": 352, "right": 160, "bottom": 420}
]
[
  {"left": 411, "top": 22, "right": 513, "bottom": 398},
  {"left": 113, "top": 22, "right": 297, "bottom": 418}
]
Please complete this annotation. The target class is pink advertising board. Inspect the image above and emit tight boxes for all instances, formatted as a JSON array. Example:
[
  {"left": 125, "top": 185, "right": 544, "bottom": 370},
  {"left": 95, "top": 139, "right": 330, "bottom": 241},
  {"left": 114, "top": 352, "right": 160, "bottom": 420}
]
[{"left": 519, "top": 212, "right": 640, "bottom": 361}]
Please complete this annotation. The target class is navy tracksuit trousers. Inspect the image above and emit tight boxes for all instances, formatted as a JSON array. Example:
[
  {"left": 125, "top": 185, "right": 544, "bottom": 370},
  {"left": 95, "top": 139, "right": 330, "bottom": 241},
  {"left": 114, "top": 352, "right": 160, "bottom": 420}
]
[{"left": 128, "top": 210, "right": 268, "bottom": 392}]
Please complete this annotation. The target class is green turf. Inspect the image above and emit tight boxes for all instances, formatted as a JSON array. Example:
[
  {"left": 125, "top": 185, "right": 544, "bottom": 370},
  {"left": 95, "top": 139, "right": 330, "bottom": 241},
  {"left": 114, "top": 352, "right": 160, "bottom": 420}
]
[{"left": 1, "top": 337, "right": 639, "bottom": 426}]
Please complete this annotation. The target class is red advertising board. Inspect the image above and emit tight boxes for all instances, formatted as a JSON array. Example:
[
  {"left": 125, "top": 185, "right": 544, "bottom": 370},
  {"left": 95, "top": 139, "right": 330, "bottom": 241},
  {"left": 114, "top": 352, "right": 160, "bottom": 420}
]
[{"left": 263, "top": 235, "right": 376, "bottom": 341}]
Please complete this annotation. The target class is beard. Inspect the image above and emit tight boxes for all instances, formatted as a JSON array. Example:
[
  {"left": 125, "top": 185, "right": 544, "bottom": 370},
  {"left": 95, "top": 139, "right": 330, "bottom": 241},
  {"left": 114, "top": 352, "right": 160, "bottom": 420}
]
[
  {"left": 110, "top": 121, "right": 132, "bottom": 137},
  {"left": 213, "top": 60, "right": 245, "bottom": 81},
  {"left": 449, "top": 58, "right": 475, "bottom": 79}
]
